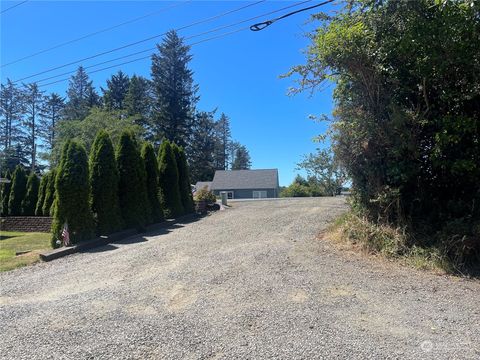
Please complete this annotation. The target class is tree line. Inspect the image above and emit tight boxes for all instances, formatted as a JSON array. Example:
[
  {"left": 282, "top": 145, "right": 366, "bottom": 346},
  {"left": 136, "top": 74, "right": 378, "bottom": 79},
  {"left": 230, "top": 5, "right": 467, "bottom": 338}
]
[
  {"left": 290, "top": 0, "right": 480, "bottom": 268},
  {"left": 0, "top": 30, "right": 251, "bottom": 182}
]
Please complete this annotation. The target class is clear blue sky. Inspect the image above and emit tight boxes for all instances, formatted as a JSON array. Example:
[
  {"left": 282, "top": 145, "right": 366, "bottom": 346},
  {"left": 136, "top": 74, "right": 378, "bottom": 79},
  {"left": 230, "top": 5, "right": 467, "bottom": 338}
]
[{"left": 1, "top": 0, "right": 337, "bottom": 186}]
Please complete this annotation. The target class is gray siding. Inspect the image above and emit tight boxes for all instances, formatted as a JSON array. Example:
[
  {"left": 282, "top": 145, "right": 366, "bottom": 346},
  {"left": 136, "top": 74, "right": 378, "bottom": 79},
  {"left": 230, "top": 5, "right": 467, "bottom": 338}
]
[{"left": 213, "top": 188, "right": 278, "bottom": 199}]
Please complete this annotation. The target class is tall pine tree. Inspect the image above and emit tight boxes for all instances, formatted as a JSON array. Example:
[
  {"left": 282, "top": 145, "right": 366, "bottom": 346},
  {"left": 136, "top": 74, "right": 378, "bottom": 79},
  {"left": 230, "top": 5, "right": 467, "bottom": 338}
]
[
  {"left": 39, "top": 93, "right": 64, "bottom": 162},
  {"left": 188, "top": 111, "right": 216, "bottom": 182},
  {"left": 213, "top": 113, "right": 232, "bottom": 170},
  {"left": 22, "top": 83, "right": 44, "bottom": 171},
  {"left": 151, "top": 30, "right": 199, "bottom": 147},
  {"left": 64, "top": 66, "right": 99, "bottom": 120},
  {"left": 102, "top": 71, "right": 130, "bottom": 110},
  {"left": 89, "top": 131, "right": 123, "bottom": 235},
  {"left": 232, "top": 145, "right": 252, "bottom": 170},
  {"left": 125, "top": 75, "right": 152, "bottom": 136}
]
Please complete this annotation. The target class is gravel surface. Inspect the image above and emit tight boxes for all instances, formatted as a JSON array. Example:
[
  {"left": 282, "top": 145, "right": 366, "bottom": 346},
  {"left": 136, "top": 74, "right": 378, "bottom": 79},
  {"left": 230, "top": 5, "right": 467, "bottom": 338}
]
[{"left": 1, "top": 197, "right": 479, "bottom": 359}]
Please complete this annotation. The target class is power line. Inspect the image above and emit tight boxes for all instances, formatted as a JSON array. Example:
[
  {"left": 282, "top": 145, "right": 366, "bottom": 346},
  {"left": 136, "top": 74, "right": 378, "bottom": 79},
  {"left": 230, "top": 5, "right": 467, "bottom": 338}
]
[
  {"left": 0, "top": 0, "right": 28, "bottom": 15},
  {"left": 38, "top": 27, "right": 250, "bottom": 88},
  {"left": 34, "top": 0, "right": 313, "bottom": 86},
  {"left": 11, "top": 0, "right": 267, "bottom": 84},
  {"left": 250, "top": 0, "right": 335, "bottom": 31},
  {"left": 1, "top": 1, "right": 191, "bottom": 68}
]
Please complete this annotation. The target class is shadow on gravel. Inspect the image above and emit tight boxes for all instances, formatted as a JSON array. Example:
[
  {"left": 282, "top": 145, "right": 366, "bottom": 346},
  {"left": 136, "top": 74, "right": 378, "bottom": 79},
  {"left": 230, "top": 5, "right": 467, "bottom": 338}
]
[{"left": 80, "top": 244, "right": 118, "bottom": 253}]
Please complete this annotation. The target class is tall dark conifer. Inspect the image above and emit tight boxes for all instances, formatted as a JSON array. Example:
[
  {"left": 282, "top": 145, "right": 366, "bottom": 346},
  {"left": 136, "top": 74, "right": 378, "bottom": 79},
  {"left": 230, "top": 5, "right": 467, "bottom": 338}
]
[
  {"left": 42, "top": 169, "right": 56, "bottom": 216},
  {"left": 64, "top": 66, "right": 99, "bottom": 120},
  {"left": 173, "top": 143, "right": 194, "bottom": 214},
  {"left": 35, "top": 173, "right": 48, "bottom": 216},
  {"left": 158, "top": 140, "right": 183, "bottom": 218},
  {"left": 22, "top": 83, "right": 44, "bottom": 171},
  {"left": 8, "top": 165, "right": 27, "bottom": 215},
  {"left": 188, "top": 111, "right": 216, "bottom": 182},
  {"left": 141, "top": 142, "right": 164, "bottom": 223},
  {"left": 151, "top": 30, "right": 199, "bottom": 147},
  {"left": 22, "top": 172, "right": 40, "bottom": 215},
  {"left": 1, "top": 169, "right": 11, "bottom": 216},
  {"left": 102, "top": 71, "right": 130, "bottom": 110}
]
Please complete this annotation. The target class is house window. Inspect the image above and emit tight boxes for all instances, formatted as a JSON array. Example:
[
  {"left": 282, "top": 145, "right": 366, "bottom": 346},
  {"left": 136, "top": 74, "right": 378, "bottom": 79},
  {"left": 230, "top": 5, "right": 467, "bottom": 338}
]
[
  {"left": 227, "top": 191, "right": 234, "bottom": 199},
  {"left": 253, "top": 190, "right": 267, "bottom": 199}
]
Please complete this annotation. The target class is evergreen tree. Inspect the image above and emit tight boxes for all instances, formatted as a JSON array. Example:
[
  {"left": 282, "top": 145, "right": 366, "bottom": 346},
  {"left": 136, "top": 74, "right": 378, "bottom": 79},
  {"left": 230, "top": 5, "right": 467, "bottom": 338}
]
[
  {"left": 173, "top": 143, "right": 194, "bottom": 214},
  {"left": 39, "top": 93, "right": 64, "bottom": 161},
  {"left": 1, "top": 169, "right": 11, "bottom": 216},
  {"left": 22, "top": 83, "right": 45, "bottom": 171},
  {"left": 188, "top": 111, "right": 216, "bottom": 182},
  {"left": 89, "top": 131, "right": 123, "bottom": 235},
  {"left": 213, "top": 113, "right": 232, "bottom": 170},
  {"left": 125, "top": 75, "right": 152, "bottom": 135},
  {"left": 35, "top": 173, "right": 48, "bottom": 216},
  {"left": 102, "top": 71, "right": 130, "bottom": 110},
  {"left": 116, "top": 131, "right": 149, "bottom": 231},
  {"left": 42, "top": 169, "right": 56, "bottom": 216},
  {"left": 0, "top": 79, "right": 24, "bottom": 153},
  {"left": 151, "top": 30, "right": 199, "bottom": 147},
  {"left": 51, "top": 140, "right": 95, "bottom": 247},
  {"left": 158, "top": 140, "right": 183, "bottom": 218},
  {"left": 141, "top": 142, "right": 164, "bottom": 223},
  {"left": 8, "top": 165, "right": 27, "bottom": 215},
  {"left": 64, "top": 66, "right": 99, "bottom": 120},
  {"left": 21, "top": 172, "right": 40, "bottom": 215},
  {"left": 232, "top": 145, "right": 252, "bottom": 170}
]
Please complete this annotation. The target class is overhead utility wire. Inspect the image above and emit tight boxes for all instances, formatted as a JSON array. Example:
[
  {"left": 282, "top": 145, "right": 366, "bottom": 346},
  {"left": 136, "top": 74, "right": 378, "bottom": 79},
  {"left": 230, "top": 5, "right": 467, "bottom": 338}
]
[
  {"left": 12, "top": 0, "right": 266, "bottom": 84},
  {"left": 38, "top": 27, "right": 249, "bottom": 88},
  {"left": 1, "top": 1, "right": 191, "bottom": 68},
  {"left": 34, "top": 0, "right": 312, "bottom": 85},
  {"left": 250, "top": 0, "right": 335, "bottom": 31},
  {"left": 0, "top": 0, "right": 28, "bottom": 15}
]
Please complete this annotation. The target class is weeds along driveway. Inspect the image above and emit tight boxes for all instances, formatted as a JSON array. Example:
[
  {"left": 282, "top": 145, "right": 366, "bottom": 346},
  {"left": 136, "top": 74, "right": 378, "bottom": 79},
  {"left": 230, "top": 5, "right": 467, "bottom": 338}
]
[{"left": 1, "top": 197, "right": 479, "bottom": 359}]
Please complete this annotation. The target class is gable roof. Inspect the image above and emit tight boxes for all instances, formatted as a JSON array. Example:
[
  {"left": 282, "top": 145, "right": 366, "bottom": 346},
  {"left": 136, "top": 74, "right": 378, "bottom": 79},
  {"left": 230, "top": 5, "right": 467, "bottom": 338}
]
[{"left": 211, "top": 169, "right": 279, "bottom": 190}]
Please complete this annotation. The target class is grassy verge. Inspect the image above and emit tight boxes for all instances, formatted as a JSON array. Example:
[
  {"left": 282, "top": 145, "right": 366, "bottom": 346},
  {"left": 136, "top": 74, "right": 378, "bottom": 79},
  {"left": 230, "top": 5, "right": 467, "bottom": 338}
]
[
  {"left": 326, "top": 212, "right": 453, "bottom": 274},
  {"left": 0, "top": 231, "right": 51, "bottom": 272}
]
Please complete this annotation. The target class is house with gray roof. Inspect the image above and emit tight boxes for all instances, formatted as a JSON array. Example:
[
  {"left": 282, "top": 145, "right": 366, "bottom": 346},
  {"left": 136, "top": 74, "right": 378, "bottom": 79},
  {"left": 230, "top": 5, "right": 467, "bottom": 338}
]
[{"left": 210, "top": 169, "right": 279, "bottom": 199}]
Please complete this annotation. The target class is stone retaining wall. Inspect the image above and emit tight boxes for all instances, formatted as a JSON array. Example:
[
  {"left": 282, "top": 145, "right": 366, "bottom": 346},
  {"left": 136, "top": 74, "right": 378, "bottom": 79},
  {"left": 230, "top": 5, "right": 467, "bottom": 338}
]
[{"left": 0, "top": 216, "right": 52, "bottom": 232}]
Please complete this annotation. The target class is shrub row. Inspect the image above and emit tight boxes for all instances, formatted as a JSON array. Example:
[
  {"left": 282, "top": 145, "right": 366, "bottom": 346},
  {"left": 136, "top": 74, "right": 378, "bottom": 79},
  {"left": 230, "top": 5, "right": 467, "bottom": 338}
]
[{"left": 50, "top": 131, "right": 194, "bottom": 248}]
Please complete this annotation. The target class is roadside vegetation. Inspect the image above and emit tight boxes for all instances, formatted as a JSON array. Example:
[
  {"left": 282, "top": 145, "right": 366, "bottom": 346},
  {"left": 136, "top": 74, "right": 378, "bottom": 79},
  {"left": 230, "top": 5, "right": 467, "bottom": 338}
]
[
  {"left": 290, "top": 0, "right": 480, "bottom": 273},
  {"left": 0, "top": 231, "right": 51, "bottom": 272}
]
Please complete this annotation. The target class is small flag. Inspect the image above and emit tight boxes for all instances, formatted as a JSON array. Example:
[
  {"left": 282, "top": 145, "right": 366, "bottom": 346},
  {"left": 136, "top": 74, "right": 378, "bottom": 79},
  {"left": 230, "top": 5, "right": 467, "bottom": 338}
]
[{"left": 61, "top": 222, "right": 70, "bottom": 247}]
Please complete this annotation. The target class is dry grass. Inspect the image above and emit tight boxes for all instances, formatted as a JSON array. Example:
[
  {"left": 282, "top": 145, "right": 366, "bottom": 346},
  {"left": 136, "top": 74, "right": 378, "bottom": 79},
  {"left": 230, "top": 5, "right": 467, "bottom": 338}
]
[
  {"left": 325, "top": 212, "right": 453, "bottom": 274},
  {"left": 0, "top": 231, "right": 51, "bottom": 272}
]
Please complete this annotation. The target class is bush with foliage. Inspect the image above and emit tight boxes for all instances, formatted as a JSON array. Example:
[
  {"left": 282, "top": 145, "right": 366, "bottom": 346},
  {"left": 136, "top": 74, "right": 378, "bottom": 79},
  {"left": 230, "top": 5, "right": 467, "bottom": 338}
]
[
  {"left": 41, "top": 169, "right": 56, "bottom": 216},
  {"left": 158, "top": 140, "right": 184, "bottom": 218},
  {"left": 21, "top": 172, "right": 40, "bottom": 215},
  {"left": 173, "top": 143, "right": 194, "bottom": 213},
  {"left": 194, "top": 186, "right": 217, "bottom": 204},
  {"left": 8, "top": 165, "right": 27, "bottom": 215},
  {"left": 89, "top": 131, "right": 123, "bottom": 235},
  {"left": 290, "top": 0, "right": 480, "bottom": 268},
  {"left": 281, "top": 175, "right": 327, "bottom": 197},
  {"left": 1, "top": 169, "right": 11, "bottom": 216},
  {"left": 35, "top": 174, "right": 48, "bottom": 216},
  {"left": 141, "top": 142, "right": 164, "bottom": 224},
  {"left": 51, "top": 140, "right": 95, "bottom": 248},
  {"left": 116, "top": 131, "right": 149, "bottom": 231}
]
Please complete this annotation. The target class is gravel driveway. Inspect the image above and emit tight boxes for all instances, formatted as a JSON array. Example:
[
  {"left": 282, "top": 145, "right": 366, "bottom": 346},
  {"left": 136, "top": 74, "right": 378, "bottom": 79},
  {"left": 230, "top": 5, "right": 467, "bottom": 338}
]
[{"left": 1, "top": 197, "right": 479, "bottom": 359}]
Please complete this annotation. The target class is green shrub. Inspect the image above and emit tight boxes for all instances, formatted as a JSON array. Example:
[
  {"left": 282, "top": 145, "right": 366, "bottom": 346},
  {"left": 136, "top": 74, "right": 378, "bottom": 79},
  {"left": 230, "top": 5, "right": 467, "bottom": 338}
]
[
  {"left": 35, "top": 174, "right": 48, "bottom": 216},
  {"left": 173, "top": 144, "right": 194, "bottom": 214},
  {"left": 281, "top": 182, "right": 311, "bottom": 197},
  {"left": 42, "top": 169, "right": 56, "bottom": 216},
  {"left": 141, "top": 142, "right": 164, "bottom": 224},
  {"left": 51, "top": 140, "right": 95, "bottom": 248},
  {"left": 8, "top": 165, "right": 27, "bottom": 215},
  {"left": 116, "top": 131, "right": 149, "bottom": 231},
  {"left": 1, "top": 169, "right": 12, "bottom": 216},
  {"left": 158, "top": 140, "right": 184, "bottom": 218},
  {"left": 21, "top": 172, "right": 40, "bottom": 216},
  {"left": 194, "top": 186, "right": 216, "bottom": 204},
  {"left": 89, "top": 130, "right": 123, "bottom": 235}
]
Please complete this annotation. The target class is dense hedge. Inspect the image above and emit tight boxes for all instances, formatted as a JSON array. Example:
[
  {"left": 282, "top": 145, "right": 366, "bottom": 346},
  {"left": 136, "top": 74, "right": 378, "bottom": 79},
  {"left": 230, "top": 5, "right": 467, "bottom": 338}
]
[
  {"left": 173, "top": 143, "right": 194, "bottom": 214},
  {"left": 90, "top": 131, "right": 123, "bottom": 235},
  {"left": 22, "top": 172, "right": 40, "bottom": 216},
  {"left": 8, "top": 165, "right": 27, "bottom": 216},
  {"left": 35, "top": 174, "right": 48, "bottom": 216},
  {"left": 141, "top": 142, "right": 164, "bottom": 224},
  {"left": 51, "top": 140, "right": 95, "bottom": 248},
  {"left": 1, "top": 169, "right": 11, "bottom": 216},
  {"left": 158, "top": 140, "right": 184, "bottom": 218},
  {"left": 117, "top": 131, "right": 149, "bottom": 231},
  {"left": 42, "top": 169, "right": 56, "bottom": 216}
]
